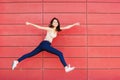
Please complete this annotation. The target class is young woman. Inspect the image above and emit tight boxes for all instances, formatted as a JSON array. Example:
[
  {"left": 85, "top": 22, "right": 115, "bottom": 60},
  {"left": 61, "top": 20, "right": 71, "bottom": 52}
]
[{"left": 12, "top": 17, "right": 80, "bottom": 72}]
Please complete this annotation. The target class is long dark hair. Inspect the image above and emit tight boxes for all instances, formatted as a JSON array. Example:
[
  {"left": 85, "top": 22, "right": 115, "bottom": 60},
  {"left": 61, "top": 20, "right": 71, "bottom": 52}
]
[{"left": 49, "top": 17, "right": 62, "bottom": 32}]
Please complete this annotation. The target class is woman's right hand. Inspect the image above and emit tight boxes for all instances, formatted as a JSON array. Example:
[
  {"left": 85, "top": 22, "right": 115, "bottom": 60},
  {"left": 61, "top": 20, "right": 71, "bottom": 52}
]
[{"left": 26, "top": 22, "right": 31, "bottom": 25}]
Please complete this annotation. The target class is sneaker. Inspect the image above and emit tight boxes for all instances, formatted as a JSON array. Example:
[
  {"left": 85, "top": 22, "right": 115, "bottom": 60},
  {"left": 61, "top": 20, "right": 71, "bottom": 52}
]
[
  {"left": 65, "top": 64, "right": 75, "bottom": 72},
  {"left": 12, "top": 60, "right": 18, "bottom": 70}
]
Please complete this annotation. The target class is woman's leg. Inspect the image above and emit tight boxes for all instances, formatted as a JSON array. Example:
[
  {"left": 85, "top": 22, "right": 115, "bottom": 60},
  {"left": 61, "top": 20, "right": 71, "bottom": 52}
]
[
  {"left": 43, "top": 43, "right": 75, "bottom": 72},
  {"left": 44, "top": 45, "right": 67, "bottom": 67},
  {"left": 12, "top": 43, "right": 43, "bottom": 70},
  {"left": 18, "top": 45, "right": 43, "bottom": 62}
]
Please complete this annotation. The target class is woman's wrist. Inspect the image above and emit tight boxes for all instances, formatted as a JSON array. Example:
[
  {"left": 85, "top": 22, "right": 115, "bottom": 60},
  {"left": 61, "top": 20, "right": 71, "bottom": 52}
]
[{"left": 26, "top": 22, "right": 30, "bottom": 25}]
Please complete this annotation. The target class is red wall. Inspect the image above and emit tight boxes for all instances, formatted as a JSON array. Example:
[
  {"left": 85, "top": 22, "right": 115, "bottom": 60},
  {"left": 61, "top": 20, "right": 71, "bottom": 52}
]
[{"left": 0, "top": 0, "right": 120, "bottom": 80}]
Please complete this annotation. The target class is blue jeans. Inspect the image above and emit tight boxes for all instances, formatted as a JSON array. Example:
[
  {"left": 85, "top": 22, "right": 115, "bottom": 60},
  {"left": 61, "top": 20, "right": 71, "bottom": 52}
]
[{"left": 18, "top": 41, "right": 67, "bottom": 67}]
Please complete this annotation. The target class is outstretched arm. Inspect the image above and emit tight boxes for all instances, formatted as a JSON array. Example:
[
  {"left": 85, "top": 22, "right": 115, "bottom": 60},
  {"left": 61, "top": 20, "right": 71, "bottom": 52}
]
[
  {"left": 61, "top": 22, "right": 80, "bottom": 30},
  {"left": 26, "top": 22, "right": 51, "bottom": 31}
]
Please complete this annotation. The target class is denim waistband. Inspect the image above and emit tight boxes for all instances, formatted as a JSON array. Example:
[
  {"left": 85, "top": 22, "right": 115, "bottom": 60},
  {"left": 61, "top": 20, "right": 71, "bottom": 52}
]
[{"left": 42, "top": 40, "right": 51, "bottom": 45}]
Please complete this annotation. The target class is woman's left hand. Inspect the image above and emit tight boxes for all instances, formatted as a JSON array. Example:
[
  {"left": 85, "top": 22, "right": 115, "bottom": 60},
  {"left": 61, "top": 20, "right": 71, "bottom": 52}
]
[{"left": 26, "top": 22, "right": 31, "bottom": 25}]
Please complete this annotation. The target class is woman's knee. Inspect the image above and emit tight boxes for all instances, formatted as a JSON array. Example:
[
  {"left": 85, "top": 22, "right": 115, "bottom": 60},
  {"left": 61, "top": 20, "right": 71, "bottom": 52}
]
[{"left": 56, "top": 51, "right": 63, "bottom": 56}]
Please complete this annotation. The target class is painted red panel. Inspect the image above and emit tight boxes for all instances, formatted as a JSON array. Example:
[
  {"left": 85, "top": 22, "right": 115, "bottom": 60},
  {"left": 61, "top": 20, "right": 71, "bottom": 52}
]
[
  {"left": 0, "top": 3, "right": 42, "bottom": 13},
  {"left": 52, "top": 35, "right": 86, "bottom": 46},
  {"left": 44, "top": 14, "right": 86, "bottom": 24},
  {"left": 44, "top": 58, "right": 87, "bottom": 68},
  {"left": 44, "top": 70, "right": 87, "bottom": 80},
  {"left": 0, "top": 0, "right": 86, "bottom": 2},
  {"left": 88, "top": 0, "right": 120, "bottom": 2},
  {"left": 44, "top": 3, "right": 86, "bottom": 12},
  {"left": 88, "top": 70, "right": 120, "bottom": 80},
  {"left": 0, "top": 47, "right": 86, "bottom": 57},
  {"left": 0, "top": 58, "right": 42, "bottom": 69},
  {"left": 43, "top": 47, "right": 87, "bottom": 57},
  {"left": 0, "top": 36, "right": 84, "bottom": 46},
  {"left": 0, "top": 14, "right": 42, "bottom": 24},
  {"left": 59, "top": 25, "right": 86, "bottom": 35},
  {"left": 88, "top": 58, "right": 120, "bottom": 68},
  {"left": 88, "top": 25, "right": 120, "bottom": 34},
  {"left": 0, "top": 25, "right": 42, "bottom": 35},
  {"left": 0, "top": 70, "right": 42, "bottom": 80},
  {"left": 0, "top": 47, "right": 43, "bottom": 57},
  {"left": 0, "top": 36, "right": 43, "bottom": 46},
  {"left": 88, "top": 14, "right": 120, "bottom": 24},
  {"left": 88, "top": 3, "right": 120, "bottom": 13},
  {"left": 88, "top": 47, "right": 120, "bottom": 57},
  {"left": 44, "top": 0, "right": 85, "bottom": 1},
  {"left": 88, "top": 36, "right": 120, "bottom": 46}
]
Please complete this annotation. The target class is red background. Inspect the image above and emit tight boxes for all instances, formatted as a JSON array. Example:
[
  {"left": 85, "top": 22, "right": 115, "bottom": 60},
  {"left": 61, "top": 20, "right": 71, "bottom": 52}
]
[{"left": 0, "top": 0, "right": 120, "bottom": 80}]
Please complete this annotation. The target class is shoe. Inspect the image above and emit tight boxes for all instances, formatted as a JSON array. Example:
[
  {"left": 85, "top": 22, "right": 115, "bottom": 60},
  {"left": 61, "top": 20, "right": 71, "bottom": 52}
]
[
  {"left": 12, "top": 60, "right": 18, "bottom": 70},
  {"left": 65, "top": 64, "right": 75, "bottom": 72}
]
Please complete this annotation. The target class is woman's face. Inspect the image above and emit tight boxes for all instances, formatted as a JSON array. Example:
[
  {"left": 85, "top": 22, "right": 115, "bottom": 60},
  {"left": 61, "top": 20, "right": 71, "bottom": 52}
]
[{"left": 52, "top": 19, "right": 58, "bottom": 27}]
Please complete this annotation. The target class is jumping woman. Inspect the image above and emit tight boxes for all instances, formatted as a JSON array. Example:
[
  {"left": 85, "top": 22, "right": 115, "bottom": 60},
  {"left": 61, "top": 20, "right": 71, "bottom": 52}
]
[{"left": 12, "top": 17, "right": 80, "bottom": 72}]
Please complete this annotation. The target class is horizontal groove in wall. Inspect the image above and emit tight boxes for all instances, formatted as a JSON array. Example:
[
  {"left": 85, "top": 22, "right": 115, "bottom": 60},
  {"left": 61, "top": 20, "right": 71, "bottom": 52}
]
[
  {"left": 1, "top": 1, "right": 120, "bottom": 3},
  {"left": 1, "top": 68, "right": 120, "bottom": 70},
  {"left": 1, "top": 57, "right": 120, "bottom": 58},
  {"left": 1, "top": 12, "right": 120, "bottom": 14},
  {"left": 1, "top": 46, "right": 120, "bottom": 47},
  {"left": 0, "top": 1, "right": 86, "bottom": 3},
  {"left": 1, "top": 23, "right": 120, "bottom": 25},
  {"left": 1, "top": 34, "right": 120, "bottom": 36}
]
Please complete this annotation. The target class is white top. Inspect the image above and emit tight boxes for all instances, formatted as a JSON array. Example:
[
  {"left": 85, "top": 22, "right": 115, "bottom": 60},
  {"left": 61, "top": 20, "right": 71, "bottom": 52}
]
[{"left": 44, "top": 30, "right": 57, "bottom": 43}]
